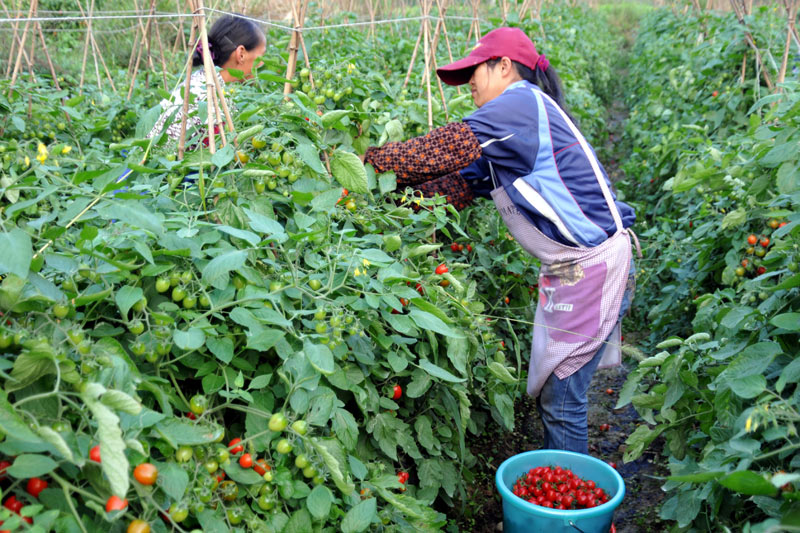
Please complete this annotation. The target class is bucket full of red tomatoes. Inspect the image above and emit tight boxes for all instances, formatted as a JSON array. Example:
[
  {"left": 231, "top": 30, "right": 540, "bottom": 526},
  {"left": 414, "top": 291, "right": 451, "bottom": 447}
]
[{"left": 496, "top": 450, "right": 624, "bottom": 533}]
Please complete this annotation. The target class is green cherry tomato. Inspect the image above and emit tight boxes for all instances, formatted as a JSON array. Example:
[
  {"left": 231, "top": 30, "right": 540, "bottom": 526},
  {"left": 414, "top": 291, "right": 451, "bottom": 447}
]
[
  {"left": 132, "top": 297, "right": 147, "bottom": 313},
  {"left": 204, "top": 459, "right": 219, "bottom": 474},
  {"left": 53, "top": 303, "right": 70, "bottom": 319},
  {"left": 268, "top": 413, "right": 289, "bottom": 432},
  {"left": 199, "top": 295, "right": 211, "bottom": 307},
  {"left": 314, "top": 309, "right": 326, "bottom": 321},
  {"left": 294, "top": 454, "right": 310, "bottom": 469},
  {"left": 216, "top": 447, "right": 230, "bottom": 464},
  {"left": 291, "top": 420, "right": 308, "bottom": 435},
  {"left": 155, "top": 277, "right": 170, "bottom": 293},
  {"left": 189, "top": 394, "right": 208, "bottom": 415},
  {"left": 226, "top": 506, "right": 244, "bottom": 525},
  {"left": 169, "top": 503, "right": 189, "bottom": 523},
  {"left": 144, "top": 351, "right": 159, "bottom": 364},
  {"left": 315, "top": 322, "right": 327, "bottom": 334},
  {"left": 130, "top": 341, "right": 147, "bottom": 356},
  {"left": 308, "top": 279, "right": 322, "bottom": 291},
  {"left": 276, "top": 439, "right": 292, "bottom": 455},
  {"left": 257, "top": 493, "right": 275, "bottom": 511},
  {"left": 180, "top": 270, "right": 193, "bottom": 284},
  {"left": 182, "top": 296, "right": 197, "bottom": 309},
  {"left": 269, "top": 280, "right": 282, "bottom": 292},
  {"left": 262, "top": 470, "right": 274, "bottom": 482},
  {"left": 302, "top": 465, "right": 316, "bottom": 478},
  {"left": 232, "top": 275, "right": 247, "bottom": 290},
  {"left": 175, "top": 446, "right": 193, "bottom": 462},
  {"left": 195, "top": 485, "right": 213, "bottom": 503},
  {"left": 171, "top": 286, "right": 187, "bottom": 302},
  {"left": 128, "top": 320, "right": 145, "bottom": 335},
  {"left": 219, "top": 480, "right": 239, "bottom": 501},
  {"left": 312, "top": 475, "right": 324, "bottom": 485}
]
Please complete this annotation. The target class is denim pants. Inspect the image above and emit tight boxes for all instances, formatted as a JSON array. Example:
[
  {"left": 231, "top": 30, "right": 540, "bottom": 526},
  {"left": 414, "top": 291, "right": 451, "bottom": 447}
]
[{"left": 535, "top": 260, "right": 635, "bottom": 455}]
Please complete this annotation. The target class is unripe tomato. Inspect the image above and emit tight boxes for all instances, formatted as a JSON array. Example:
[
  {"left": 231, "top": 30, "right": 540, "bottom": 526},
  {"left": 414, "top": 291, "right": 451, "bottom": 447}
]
[
  {"left": 257, "top": 492, "right": 276, "bottom": 510},
  {"left": 262, "top": 470, "right": 274, "bottom": 482},
  {"left": 132, "top": 298, "right": 147, "bottom": 312},
  {"left": 53, "top": 303, "right": 70, "bottom": 319},
  {"left": 189, "top": 394, "right": 207, "bottom": 415},
  {"left": 106, "top": 495, "right": 128, "bottom": 512},
  {"left": 276, "top": 438, "right": 293, "bottom": 454},
  {"left": 169, "top": 503, "right": 189, "bottom": 523},
  {"left": 268, "top": 412, "right": 289, "bottom": 432},
  {"left": 133, "top": 463, "right": 158, "bottom": 485},
  {"left": 768, "top": 219, "right": 780, "bottom": 229},
  {"left": 155, "top": 277, "right": 170, "bottom": 293},
  {"left": 308, "top": 279, "right": 322, "bottom": 290},
  {"left": 128, "top": 320, "right": 145, "bottom": 335},
  {"left": 127, "top": 520, "right": 150, "bottom": 533},
  {"left": 90, "top": 445, "right": 101, "bottom": 463},
  {"left": 219, "top": 480, "right": 239, "bottom": 501},
  {"left": 236, "top": 151, "right": 249, "bottom": 164},
  {"left": 291, "top": 420, "right": 308, "bottom": 435},
  {"left": 171, "top": 286, "right": 187, "bottom": 302},
  {"left": 735, "top": 267, "right": 746, "bottom": 276},
  {"left": 182, "top": 296, "right": 197, "bottom": 309},
  {"left": 302, "top": 465, "right": 317, "bottom": 478},
  {"left": 314, "top": 309, "right": 326, "bottom": 321},
  {"left": 294, "top": 454, "right": 310, "bottom": 469},
  {"left": 216, "top": 447, "right": 230, "bottom": 464},
  {"left": 175, "top": 446, "right": 193, "bottom": 462},
  {"left": 204, "top": 459, "right": 219, "bottom": 474}
]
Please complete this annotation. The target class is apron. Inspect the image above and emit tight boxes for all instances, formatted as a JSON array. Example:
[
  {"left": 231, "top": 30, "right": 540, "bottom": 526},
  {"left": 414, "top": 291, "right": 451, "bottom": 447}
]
[{"left": 488, "top": 90, "right": 636, "bottom": 398}]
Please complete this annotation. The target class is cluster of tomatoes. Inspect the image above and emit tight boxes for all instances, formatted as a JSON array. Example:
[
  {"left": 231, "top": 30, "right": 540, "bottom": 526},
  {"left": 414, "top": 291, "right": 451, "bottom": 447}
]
[
  {"left": 511, "top": 466, "right": 610, "bottom": 510},
  {"left": 735, "top": 220, "right": 785, "bottom": 277},
  {"left": 1, "top": 475, "right": 48, "bottom": 528}
]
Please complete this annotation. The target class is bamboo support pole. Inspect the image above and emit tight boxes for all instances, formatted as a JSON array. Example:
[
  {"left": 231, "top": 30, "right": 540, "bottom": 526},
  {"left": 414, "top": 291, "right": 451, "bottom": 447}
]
[
  {"left": 154, "top": 18, "right": 170, "bottom": 92},
  {"left": 178, "top": 1, "right": 199, "bottom": 160},
  {"left": 730, "top": 0, "right": 773, "bottom": 90},
  {"left": 283, "top": 0, "right": 309, "bottom": 96},
  {"left": 2, "top": 0, "right": 22, "bottom": 78},
  {"left": 422, "top": 0, "right": 433, "bottom": 131},
  {"left": 196, "top": 0, "right": 220, "bottom": 153},
  {"left": 402, "top": 23, "right": 424, "bottom": 89},
  {"left": 36, "top": 21, "right": 60, "bottom": 91},
  {"left": 777, "top": 0, "right": 797, "bottom": 87},
  {"left": 291, "top": 0, "right": 315, "bottom": 91},
  {"left": 9, "top": 0, "right": 36, "bottom": 92}
]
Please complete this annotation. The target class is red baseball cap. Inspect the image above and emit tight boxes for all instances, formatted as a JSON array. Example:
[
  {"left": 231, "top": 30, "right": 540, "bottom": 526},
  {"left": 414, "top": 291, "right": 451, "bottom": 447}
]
[{"left": 437, "top": 27, "right": 540, "bottom": 86}]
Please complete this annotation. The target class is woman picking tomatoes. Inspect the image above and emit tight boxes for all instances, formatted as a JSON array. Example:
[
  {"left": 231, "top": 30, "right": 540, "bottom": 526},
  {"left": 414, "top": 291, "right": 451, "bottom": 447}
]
[
  {"left": 363, "top": 27, "right": 638, "bottom": 454},
  {"left": 147, "top": 14, "right": 266, "bottom": 145}
]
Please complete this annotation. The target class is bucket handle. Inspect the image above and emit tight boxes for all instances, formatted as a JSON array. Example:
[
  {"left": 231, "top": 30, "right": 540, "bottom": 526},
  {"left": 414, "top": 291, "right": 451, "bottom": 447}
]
[{"left": 568, "top": 521, "right": 587, "bottom": 533}]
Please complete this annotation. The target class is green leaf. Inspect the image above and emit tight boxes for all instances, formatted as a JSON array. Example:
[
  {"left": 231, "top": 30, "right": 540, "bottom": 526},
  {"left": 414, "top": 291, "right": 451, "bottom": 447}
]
[
  {"left": 311, "top": 188, "right": 343, "bottom": 213},
  {"left": 98, "top": 201, "right": 164, "bottom": 237},
  {"left": 211, "top": 144, "right": 235, "bottom": 167},
  {"left": 720, "top": 207, "right": 747, "bottom": 230},
  {"left": 158, "top": 462, "right": 190, "bottom": 500},
  {"left": 153, "top": 419, "right": 224, "bottom": 446},
  {"left": 216, "top": 225, "right": 261, "bottom": 246},
  {"left": 321, "top": 110, "right": 349, "bottom": 128},
  {"left": 728, "top": 374, "right": 766, "bottom": 399},
  {"left": 309, "top": 437, "right": 354, "bottom": 495},
  {"left": 408, "top": 310, "right": 462, "bottom": 338},
  {"left": 202, "top": 250, "right": 247, "bottom": 288},
  {"left": 197, "top": 509, "right": 228, "bottom": 533},
  {"left": 173, "top": 328, "right": 206, "bottom": 350},
  {"left": 409, "top": 298, "right": 453, "bottom": 324},
  {"left": 101, "top": 390, "right": 142, "bottom": 415},
  {"left": 284, "top": 509, "right": 314, "bottom": 533},
  {"left": 340, "top": 498, "right": 377, "bottom": 533},
  {"left": 378, "top": 172, "right": 397, "bottom": 194},
  {"left": 306, "top": 485, "right": 333, "bottom": 519},
  {"left": 243, "top": 207, "right": 287, "bottom": 241},
  {"left": 0, "top": 390, "right": 45, "bottom": 445},
  {"left": 623, "top": 424, "right": 666, "bottom": 463},
  {"left": 295, "top": 141, "right": 327, "bottom": 175},
  {"left": 668, "top": 471, "right": 725, "bottom": 483},
  {"left": 418, "top": 359, "right": 466, "bottom": 383},
  {"left": 223, "top": 462, "right": 264, "bottom": 484},
  {"left": 114, "top": 285, "right": 143, "bottom": 319},
  {"left": 0, "top": 229, "right": 32, "bottom": 279},
  {"left": 207, "top": 336, "right": 234, "bottom": 364},
  {"left": 723, "top": 342, "right": 782, "bottom": 379},
  {"left": 247, "top": 328, "right": 285, "bottom": 351},
  {"left": 719, "top": 470, "right": 778, "bottom": 496},
  {"left": 332, "top": 408, "right": 359, "bottom": 450},
  {"left": 7, "top": 454, "right": 58, "bottom": 478},
  {"left": 82, "top": 386, "right": 129, "bottom": 498},
  {"left": 36, "top": 427, "right": 75, "bottom": 463},
  {"left": 330, "top": 149, "right": 368, "bottom": 193},
  {"left": 771, "top": 313, "right": 800, "bottom": 331},
  {"left": 487, "top": 361, "right": 517, "bottom": 384}
]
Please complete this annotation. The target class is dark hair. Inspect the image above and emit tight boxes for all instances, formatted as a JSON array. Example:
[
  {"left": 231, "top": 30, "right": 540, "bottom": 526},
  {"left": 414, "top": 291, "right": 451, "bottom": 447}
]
[
  {"left": 192, "top": 14, "right": 264, "bottom": 67},
  {"left": 486, "top": 57, "right": 573, "bottom": 122}
]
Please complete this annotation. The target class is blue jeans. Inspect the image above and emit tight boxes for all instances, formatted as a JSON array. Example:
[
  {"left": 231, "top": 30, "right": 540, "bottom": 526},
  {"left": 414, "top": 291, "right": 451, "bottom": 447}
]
[{"left": 536, "top": 260, "right": 635, "bottom": 454}]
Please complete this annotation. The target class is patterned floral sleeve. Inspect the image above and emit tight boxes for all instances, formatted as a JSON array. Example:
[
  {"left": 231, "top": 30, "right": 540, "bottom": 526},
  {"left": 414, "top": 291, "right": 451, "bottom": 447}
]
[
  {"left": 364, "top": 122, "right": 482, "bottom": 187},
  {"left": 415, "top": 171, "right": 475, "bottom": 211}
]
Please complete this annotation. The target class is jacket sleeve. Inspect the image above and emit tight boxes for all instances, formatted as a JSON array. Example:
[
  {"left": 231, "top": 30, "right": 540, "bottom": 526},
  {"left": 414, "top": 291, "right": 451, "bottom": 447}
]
[
  {"left": 414, "top": 171, "right": 475, "bottom": 211},
  {"left": 364, "top": 122, "right": 482, "bottom": 187}
]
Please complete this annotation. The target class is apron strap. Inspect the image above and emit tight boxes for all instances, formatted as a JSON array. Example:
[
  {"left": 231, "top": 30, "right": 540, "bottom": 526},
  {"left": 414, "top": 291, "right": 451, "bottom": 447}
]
[
  {"left": 628, "top": 228, "right": 643, "bottom": 258},
  {"left": 538, "top": 91, "right": 624, "bottom": 234}
]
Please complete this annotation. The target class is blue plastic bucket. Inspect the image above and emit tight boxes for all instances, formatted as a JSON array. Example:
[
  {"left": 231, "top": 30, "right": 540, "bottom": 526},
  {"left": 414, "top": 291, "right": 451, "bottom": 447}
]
[{"left": 496, "top": 450, "right": 624, "bottom": 533}]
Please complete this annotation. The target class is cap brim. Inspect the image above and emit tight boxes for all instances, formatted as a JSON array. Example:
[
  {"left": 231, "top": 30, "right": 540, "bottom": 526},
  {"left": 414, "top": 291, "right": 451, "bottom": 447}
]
[{"left": 436, "top": 55, "right": 485, "bottom": 86}]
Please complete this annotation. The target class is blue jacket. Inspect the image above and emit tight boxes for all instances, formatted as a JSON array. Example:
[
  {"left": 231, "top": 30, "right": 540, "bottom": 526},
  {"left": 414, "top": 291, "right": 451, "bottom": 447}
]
[{"left": 460, "top": 80, "right": 635, "bottom": 247}]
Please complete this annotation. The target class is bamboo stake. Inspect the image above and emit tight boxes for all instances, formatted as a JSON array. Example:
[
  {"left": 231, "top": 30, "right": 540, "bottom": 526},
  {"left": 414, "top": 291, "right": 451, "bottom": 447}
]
[
  {"left": 154, "top": 16, "right": 170, "bottom": 92},
  {"left": 402, "top": 24, "right": 424, "bottom": 89},
  {"left": 9, "top": 0, "right": 36, "bottom": 92},
  {"left": 429, "top": 42, "right": 449, "bottom": 121},
  {"left": 284, "top": 0, "right": 309, "bottom": 96},
  {"left": 777, "top": 0, "right": 797, "bottom": 87},
  {"left": 91, "top": 31, "right": 117, "bottom": 92},
  {"left": 178, "top": 0, "right": 199, "bottom": 160},
  {"left": 291, "top": 0, "right": 315, "bottom": 90},
  {"left": 421, "top": 0, "right": 433, "bottom": 131},
  {"left": 196, "top": 0, "right": 220, "bottom": 153},
  {"left": 2, "top": 0, "right": 21, "bottom": 78},
  {"left": 36, "top": 21, "right": 60, "bottom": 91}
]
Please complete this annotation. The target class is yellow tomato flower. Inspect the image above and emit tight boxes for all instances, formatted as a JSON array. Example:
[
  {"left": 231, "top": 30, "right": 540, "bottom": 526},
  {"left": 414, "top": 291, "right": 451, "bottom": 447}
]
[
  {"left": 24, "top": 155, "right": 30, "bottom": 168},
  {"left": 36, "top": 143, "right": 48, "bottom": 164},
  {"left": 61, "top": 146, "right": 72, "bottom": 155},
  {"left": 354, "top": 267, "right": 361, "bottom": 277},
  {"left": 362, "top": 259, "right": 370, "bottom": 267},
  {"left": 401, "top": 195, "right": 407, "bottom": 203},
  {"left": 347, "top": 63, "right": 356, "bottom": 74},
  {"left": 745, "top": 416, "right": 752, "bottom": 432}
]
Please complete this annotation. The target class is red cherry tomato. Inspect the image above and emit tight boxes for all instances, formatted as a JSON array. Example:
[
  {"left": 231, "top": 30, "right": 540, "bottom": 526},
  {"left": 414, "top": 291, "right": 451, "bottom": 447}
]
[
  {"left": 0, "top": 460, "right": 10, "bottom": 480},
  {"left": 434, "top": 263, "right": 448, "bottom": 275},
  {"left": 3, "top": 495, "right": 22, "bottom": 513},
  {"left": 106, "top": 495, "right": 128, "bottom": 512},
  {"left": 254, "top": 458, "right": 270, "bottom": 476},
  {"left": 747, "top": 234, "right": 758, "bottom": 245},
  {"left": 228, "top": 438, "right": 244, "bottom": 454},
  {"left": 760, "top": 237, "right": 770, "bottom": 248},
  {"left": 239, "top": 453, "right": 253, "bottom": 469},
  {"left": 26, "top": 477, "right": 48, "bottom": 498},
  {"left": 392, "top": 384, "right": 402, "bottom": 400},
  {"left": 90, "top": 445, "right": 101, "bottom": 463}
]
